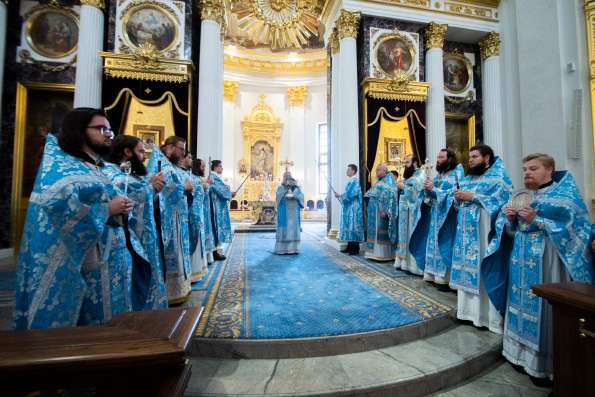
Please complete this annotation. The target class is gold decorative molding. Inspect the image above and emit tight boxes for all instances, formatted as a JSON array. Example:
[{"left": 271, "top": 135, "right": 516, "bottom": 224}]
[
  {"left": 424, "top": 22, "right": 448, "bottom": 49},
  {"left": 201, "top": 0, "right": 224, "bottom": 23},
  {"left": 321, "top": 0, "right": 498, "bottom": 25},
  {"left": 584, "top": 1, "right": 595, "bottom": 154},
  {"left": 335, "top": 9, "right": 361, "bottom": 40},
  {"left": 80, "top": 0, "right": 105, "bottom": 11},
  {"left": 224, "top": 80, "right": 239, "bottom": 102},
  {"left": 287, "top": 86, "right": 308, "bottom": 106},
  {"left": 223, "top": 54, "right": 327, "bottom": 75},
  {"left": 100, "top": 49, "right": 193, "bottom": 83},
  {"left": 19, "top": 49, "right": 76, "bottom": 72},
  {"left": 362, "top": 77, "right": 430, "bottom": 102},
  {"left": 479, "top": 31, "right": 500, "bottom": 61},
  {"left": 329, "top": 29, "right": 340, "bottom": 55}
]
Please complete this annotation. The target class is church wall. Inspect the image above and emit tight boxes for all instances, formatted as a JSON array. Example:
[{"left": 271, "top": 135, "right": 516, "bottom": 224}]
[
  {"left": 500, "top": 0, "right": 594, "bottom": 206},
  {"left": 220, "top": 79, "right": 327, "bottom": 202},
  {"left": 0, "top": 0, "right": 77, "bottom": 249}
]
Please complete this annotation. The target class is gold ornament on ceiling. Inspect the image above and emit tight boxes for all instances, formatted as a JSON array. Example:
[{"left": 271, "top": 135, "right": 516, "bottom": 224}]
[{"left": 229, "top": 0, "right": 324, "bottom": 50}]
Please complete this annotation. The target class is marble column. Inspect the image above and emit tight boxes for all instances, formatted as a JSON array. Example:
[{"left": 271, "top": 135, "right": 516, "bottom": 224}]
[
  {"left": 480, "top": 32, "right": 503, "bottom": 155},
  {"left": 222, "top": 80, "right": 238, "bottom": 185},
  {"left": 424, "top": 22, "right": 448, "bottom": 163},
  {"left": 329, "top": 30, "right": 341, "bottom": 239},
  {"left": 287, "top": 86, "right": 307, "bottom": 183},
  {"left": 197, "top": 0, "right": 224, "bottom": 161},
  {"left": 74, "top": 0, "right": 105, "bottom": 108},
  {"left": 0, "top": 0, "right": 7, "bottom": 125},
  {"left": 336, "top": 10, "right": 360, "bottom": 195}
]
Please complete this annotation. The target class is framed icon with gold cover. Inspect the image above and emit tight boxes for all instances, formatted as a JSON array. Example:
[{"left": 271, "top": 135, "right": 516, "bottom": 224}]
[
  {"left": 122, "top": 2, "right": 178, "bottom": 52},
  {"left": 443, "top": 52, "right": 473, "bottom": 95},
  {"left": 133, "top": 124, "right": 164, "bottom": 155},
  {"left": 372, "top": 31, "right": 418, "bottom": 79},
  {"left": 25, "top": 6, "right": 79, "bottom": 58}
]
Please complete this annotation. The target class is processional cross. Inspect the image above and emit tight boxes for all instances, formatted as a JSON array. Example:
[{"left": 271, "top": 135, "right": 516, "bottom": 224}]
[{"left": 280, "top": 157, "right": 294, "bottom": 172}]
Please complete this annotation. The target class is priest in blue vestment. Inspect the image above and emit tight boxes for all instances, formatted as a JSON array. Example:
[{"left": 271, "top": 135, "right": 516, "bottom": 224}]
[
  {"left": 197, "top": 158, "right": 216, "bottom": 264},
  {"left": 147, "top": 136, "right": 193, "bottom": 305},
  {"left": 275, "top": 172, "right": 304, "bottom": 254},
  {"left": 450, "top": 144, "right": 513, "bottom": 333},
  {"left": 15, "top": 108, "right": 135, "bottom": 329},
  {"left": 394, "top": 155, "right": 425, "bottom": 274},
  {"left": 364, "top": 163, "right": 397, "bottom": 261},
  {"left": 104, "top": 134, "right": 168, "bottom": 310},
  {"left": 419, "top": 149, "right": 465, "bottom": 287},
  {"left": 187, "top": 157, "right": 209, "bottom": 282},
  {"left": 334, "top": 164, "right": 364, "bottom": 255},
  {"left": 209, "top": 160, "right": 233, "bottom": 261},
  {"left": 501, "top": 153, "right": 594, "bottom": 379}
]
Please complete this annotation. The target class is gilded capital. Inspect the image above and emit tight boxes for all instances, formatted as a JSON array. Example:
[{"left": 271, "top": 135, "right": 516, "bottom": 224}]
[
  {"left": 80, "top": 0, "right": 105, "bottom": 11},
  {"left": 201, "top": 0, "right": 224, "bottom": 23},
  {"left": 287, "top": 86, "right": 308, "bottom": 106},
  {"left": 479, "top": 31, "right": 500, "bottom": 60},
  {"left": 335, "top": 10, "right": 360, "bottom": 40},
  {"left": 329, "top": 29, "right": 340, "bottom": 55},
  {"left": 224, "top": 80, "right": 239, "bottom": 102},
  {"left": 424, "top": 22, "right": 448, "bottom": 49}
]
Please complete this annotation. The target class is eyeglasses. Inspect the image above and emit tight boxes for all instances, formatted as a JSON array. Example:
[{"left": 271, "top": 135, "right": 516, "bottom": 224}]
[
  {"left": 174, "top": 145, "right": 186, "bottom": 151},
  {"left": 87, "top": 125, "right": 114, "bottom": 137}
]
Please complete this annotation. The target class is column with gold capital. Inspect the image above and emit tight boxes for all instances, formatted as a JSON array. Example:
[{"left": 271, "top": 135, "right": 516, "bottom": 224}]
[
  {"left": 336, "top": 10, "right": 360, "bottom": 195},
  {"left": 197, "top": 0, "right": 224, "bottom": 160},
  {"left": 480, "top": 32, "right": 503, "bottom": 155},
  {"left": 0, "top": 0, "right": 7, "bottom": 126},
  {"left": 329, "top": 30, "right": 341, "bottom": 239},
  {"left": 424, "top": 22, "right": 448, "bottom": 163},
  {"left": 74, "top": 0, "right": 105, "bottom": 108},
  {"left": 287, "top": 86, "right": 307, "bottom": 184}
]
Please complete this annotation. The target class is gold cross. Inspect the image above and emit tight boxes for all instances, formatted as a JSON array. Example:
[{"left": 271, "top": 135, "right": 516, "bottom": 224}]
[
  {"left": 144, "top": 87, "right": 152, "bottom": 94},
  {"left": 280, "top": 157, "right": 294, "bottom": 172}
]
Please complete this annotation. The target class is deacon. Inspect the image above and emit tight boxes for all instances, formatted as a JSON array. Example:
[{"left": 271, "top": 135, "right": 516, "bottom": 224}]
[
  {"left": 502, "top": 154, "right": 594, "bottom": 380},
  {"left": 15, "top": 108, "right": 134, "bottom": 329},
  {"left": 209, "top": 160, "right": 233, "bottom": 260},
  {"left": 334, "top": 164, "right": 364, "bottom": 255},
  {"left": 275, "top": 172, "right": 304, "bottom": 254},
  {"left": 420, "top": 148, "right": 465, "bottom": 287},
  {"left": 147, "top": 136, "right": 193, "bottom": 305},
  {"left": 394, "top": 154, "right": 425, "bottom": 274},
  {"left": 450, "top": 144, "right": 513, "bottom": 333},
  {"left": 197, "top": 158, "right": 216, "bottom": 264},
  {"left": 364, "top": 163, "right": 397, "bottom": 261},
  {"left": 188, "top": 157, "right": 209, "bottom": 282},
  {"left": 104, "top": 134, "right": 168, "bottom": 310}
]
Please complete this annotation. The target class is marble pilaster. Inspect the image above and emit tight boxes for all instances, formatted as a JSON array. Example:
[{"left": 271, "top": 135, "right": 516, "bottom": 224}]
[{"left": 480, "top": 32, "right": 503, "bottom": 155}]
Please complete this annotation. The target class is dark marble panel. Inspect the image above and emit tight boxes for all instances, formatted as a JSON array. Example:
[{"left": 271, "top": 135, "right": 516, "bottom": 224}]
[
  {"left": 106, "top": 0, "right": 117, "bottom": 52},
  {"left": 444, "top": 40, "right": 483, "bottom": 143},
  {"left": 184, "top": 0, "right": 193, "bottom": 60},
  {"left": 0, "top": 0, "right": 77, "bottom": 248}
]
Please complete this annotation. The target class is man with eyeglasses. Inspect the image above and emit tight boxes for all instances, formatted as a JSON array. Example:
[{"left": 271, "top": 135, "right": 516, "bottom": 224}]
[
  {"left": 144, "top": 136, "right": 194, "bottom": 304},
  {"left": 14, "top": 108, "right": 136, "bottom": 329}
]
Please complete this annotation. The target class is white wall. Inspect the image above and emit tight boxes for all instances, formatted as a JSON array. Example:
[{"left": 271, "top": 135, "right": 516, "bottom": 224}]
[
  {"left": 500, "top": 0, "right": 594, "bottom": 208},
  {"left": 221, "top": 72, "right": 327, "bottom": 202}
]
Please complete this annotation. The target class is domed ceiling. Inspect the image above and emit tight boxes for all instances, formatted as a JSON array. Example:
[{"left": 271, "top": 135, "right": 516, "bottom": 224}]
[{"left": 225, "top": 0, "right": 326, "bottom": 51}]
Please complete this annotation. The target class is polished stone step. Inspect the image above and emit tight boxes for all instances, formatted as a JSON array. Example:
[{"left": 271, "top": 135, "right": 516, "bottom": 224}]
[
  {"left": 192, "top": 311, "right": 457, "bottom": 359},
  {"left": 186, "top": 324, "right": 502, "bottom": 397},
  {"left": 433, "top": 361, "right": 552, "bottom": 397}
]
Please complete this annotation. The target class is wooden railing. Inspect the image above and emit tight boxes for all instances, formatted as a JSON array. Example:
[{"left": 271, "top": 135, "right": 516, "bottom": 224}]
[
  {"left": 0, "top": 306, "right": 202, "bottom": 396},
  {"left": 532, "top": 282, "right": 595, "bottom": 396}
]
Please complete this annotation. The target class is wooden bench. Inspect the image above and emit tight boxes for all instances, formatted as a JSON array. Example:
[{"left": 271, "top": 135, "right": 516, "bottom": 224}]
[{"left": 0, "top": 306, "right": 202, "bottom": 396}]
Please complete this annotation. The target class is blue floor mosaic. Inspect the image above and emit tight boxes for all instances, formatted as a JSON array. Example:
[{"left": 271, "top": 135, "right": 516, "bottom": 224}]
[{"left": 196, "top": 233, "right": 451, "bottom": 339}]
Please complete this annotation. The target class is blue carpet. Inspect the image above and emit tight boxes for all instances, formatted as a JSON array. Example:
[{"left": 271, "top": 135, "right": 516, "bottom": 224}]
[{"left": 197, "top": 233, "right": 451, "bottom": 339}]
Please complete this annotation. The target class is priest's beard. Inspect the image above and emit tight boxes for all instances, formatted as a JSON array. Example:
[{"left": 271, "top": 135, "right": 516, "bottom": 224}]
[
  {"left": 436, "top": 160, "right": 455, "bottom": 174},
  {"left": 85, "top": 136, "right": 111, "bottom": 157},
  {"left": 467, "top": 163, "right": 489, "bottom": 176},
  {"left": 167, "top": 152, "right": 180, "bottom": 165},
  {"left": 129, "top": 153, "right": 147, "bottom": 176},
  {"left": 403, "top": 165, "right": 416, "bottom": 179}
]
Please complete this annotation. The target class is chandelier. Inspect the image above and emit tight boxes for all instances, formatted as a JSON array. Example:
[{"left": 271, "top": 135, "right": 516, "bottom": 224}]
[{"left": 232, "top": 0, "right": 320, "bottom": 50}]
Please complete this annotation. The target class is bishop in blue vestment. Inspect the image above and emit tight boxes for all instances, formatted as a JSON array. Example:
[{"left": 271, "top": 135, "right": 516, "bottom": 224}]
[
  {"left": 15, "top": 109, "right": 135, "bottom": 329},
  {"left": 501, "top": 154, "right": 594, "bottom": 379},
  {"left": 450, "top": 145, "right": 513, "bottom": 333},
  {"left": 334, "top": 164, "right": 364, "bottom": 255},
  {"left": 275, "top": 172, "right": 304, "bottom": 254}
]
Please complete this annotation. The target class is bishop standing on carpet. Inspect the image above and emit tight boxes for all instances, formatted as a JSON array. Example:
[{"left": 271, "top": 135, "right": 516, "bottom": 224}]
[{"left": 275, "top": 172, "right": 304, "bottom": 254}]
